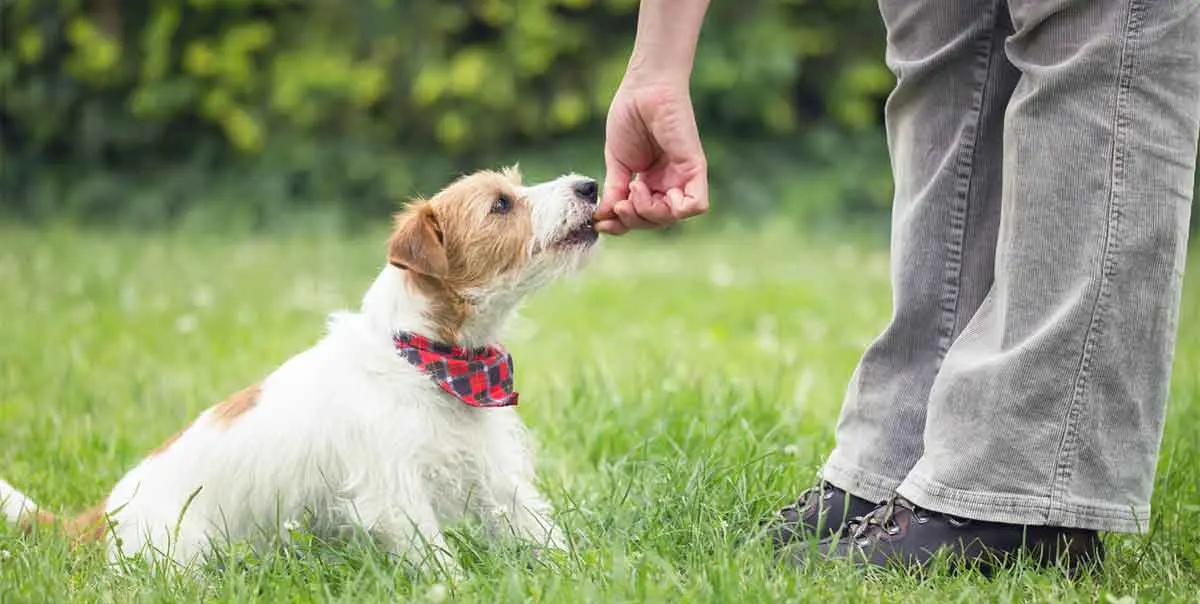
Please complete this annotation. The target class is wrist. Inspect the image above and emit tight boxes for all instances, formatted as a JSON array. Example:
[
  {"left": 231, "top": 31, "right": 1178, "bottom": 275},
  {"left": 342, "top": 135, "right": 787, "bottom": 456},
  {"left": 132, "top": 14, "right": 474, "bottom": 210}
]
[
  {"left": 623, "top": 0, "right": 710, "bottom": 88},
  {"left": 624, "top": 48, "right": 695, "bottom": 89}
]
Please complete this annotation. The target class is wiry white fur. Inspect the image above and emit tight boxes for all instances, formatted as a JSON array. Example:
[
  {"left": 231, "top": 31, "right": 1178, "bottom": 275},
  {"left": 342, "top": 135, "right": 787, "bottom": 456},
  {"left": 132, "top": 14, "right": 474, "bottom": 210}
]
[{"left": 1, "top": 172, "right": 600, "bottom": 576}]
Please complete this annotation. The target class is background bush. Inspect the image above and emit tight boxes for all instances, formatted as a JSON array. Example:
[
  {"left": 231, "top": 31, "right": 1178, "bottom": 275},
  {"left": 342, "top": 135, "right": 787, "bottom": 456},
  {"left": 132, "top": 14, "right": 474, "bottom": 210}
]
[
  {"left": 0, "top": 0, "right": 892, "bottom": 229},
  {"left": 0, "top": 0, "right": 1195, "bottom": 232}
]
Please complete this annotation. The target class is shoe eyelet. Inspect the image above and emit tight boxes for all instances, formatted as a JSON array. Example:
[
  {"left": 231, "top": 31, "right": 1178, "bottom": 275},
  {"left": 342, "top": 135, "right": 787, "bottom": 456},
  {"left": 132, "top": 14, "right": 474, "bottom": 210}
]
[
  {"left": 916, "top": 515, "right": 930, "bottom": 525},
  {"left": 823, "top": 490, "right": 835, "bottom": 500},
  {"left": 884, "top": 521, "right": 901, "bottom": 536}
]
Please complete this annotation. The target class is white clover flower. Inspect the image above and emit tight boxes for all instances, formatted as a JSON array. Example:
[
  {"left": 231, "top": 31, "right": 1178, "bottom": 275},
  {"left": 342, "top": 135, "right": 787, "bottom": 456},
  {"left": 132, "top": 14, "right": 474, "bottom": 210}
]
[{"left": 427, "top": 583, "right": 449, "bottom": 603}]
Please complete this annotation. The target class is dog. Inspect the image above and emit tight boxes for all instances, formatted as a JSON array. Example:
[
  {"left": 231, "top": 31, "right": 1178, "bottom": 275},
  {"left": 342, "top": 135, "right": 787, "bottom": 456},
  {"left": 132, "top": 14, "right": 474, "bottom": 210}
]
[{"left": 1, "top": 166, "right": 601, "bottom": 575}]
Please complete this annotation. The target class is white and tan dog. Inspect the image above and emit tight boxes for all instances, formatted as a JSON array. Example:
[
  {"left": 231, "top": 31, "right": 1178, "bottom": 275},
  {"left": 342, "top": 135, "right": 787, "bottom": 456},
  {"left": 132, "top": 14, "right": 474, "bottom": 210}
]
[{"left": 1, "top": 166, "right": 601, "bottom": 575}]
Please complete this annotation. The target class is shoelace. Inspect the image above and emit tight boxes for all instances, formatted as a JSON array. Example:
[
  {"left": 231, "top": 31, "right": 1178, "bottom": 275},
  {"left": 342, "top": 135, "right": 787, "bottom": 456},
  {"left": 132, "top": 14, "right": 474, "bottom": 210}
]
[
  {"left": 847, "top": 495, "right": 973, "bottom": 542},
  {"left": 848, "top": 496, "right": 920, "bottom": 540},
  {"left": 787, "top": 480, "right": 837, "bottom": 513}
]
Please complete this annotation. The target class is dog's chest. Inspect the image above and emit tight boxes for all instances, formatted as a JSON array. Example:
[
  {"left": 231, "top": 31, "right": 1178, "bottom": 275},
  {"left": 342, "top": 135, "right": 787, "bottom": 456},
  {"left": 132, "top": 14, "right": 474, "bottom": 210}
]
[
  {"left": 413, "top": 405, "right": 502, "bottom": 517},
  {"left": 358, "top": 363, "right": 515, "bottom": 518}
]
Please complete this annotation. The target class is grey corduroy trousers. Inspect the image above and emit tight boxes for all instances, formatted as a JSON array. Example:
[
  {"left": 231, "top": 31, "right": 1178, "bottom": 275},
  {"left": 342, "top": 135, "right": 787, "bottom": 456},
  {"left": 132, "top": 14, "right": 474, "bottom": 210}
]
[{"left": 822, "top": 0, "right": 1200, "bottom": 533}]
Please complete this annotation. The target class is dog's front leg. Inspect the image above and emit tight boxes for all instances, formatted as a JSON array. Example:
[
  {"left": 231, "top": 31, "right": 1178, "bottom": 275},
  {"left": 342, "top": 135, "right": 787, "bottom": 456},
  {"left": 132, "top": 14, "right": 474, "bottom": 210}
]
[
  {"left": 479, "top": 416, "right": 567, "bottom": 551},
  {"left": 349, "top": 492, "right": 461, "bottom": 579},
  {"left": 483, "top": 477, "right": 566, "bottom": 551}
]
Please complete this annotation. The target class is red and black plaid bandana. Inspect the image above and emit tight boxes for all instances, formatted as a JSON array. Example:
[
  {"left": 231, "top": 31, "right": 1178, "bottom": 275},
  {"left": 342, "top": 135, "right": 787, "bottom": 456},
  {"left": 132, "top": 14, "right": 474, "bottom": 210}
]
[{"left": 392, "top": 332, "right": 519, "bottom": 408}]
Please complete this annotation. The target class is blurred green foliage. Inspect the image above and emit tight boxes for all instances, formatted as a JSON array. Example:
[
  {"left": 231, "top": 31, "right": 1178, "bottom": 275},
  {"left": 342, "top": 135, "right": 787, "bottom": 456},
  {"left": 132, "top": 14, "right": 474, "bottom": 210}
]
[
  {"left": 0, "top": 0, "right": 895, "bottom": 229},
  {"left": 0, "top": 1, "right": 1194, "bottom": 233}
]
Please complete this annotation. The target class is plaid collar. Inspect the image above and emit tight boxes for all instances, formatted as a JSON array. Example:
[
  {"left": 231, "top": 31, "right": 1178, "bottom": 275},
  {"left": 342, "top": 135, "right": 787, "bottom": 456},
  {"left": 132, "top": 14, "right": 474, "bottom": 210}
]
[{"left": 392, "top": 331, "right": 519, "bottom": 408}]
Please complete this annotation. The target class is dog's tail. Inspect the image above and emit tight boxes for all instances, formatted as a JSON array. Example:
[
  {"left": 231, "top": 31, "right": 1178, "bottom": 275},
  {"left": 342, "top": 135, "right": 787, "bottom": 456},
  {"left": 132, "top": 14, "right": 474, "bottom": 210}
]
[
  {"left": 0, "top": 477, "right": 39, "bottom": 525},
  {"left": 1, "top": 477, "right": 108, "bottom": 544}
]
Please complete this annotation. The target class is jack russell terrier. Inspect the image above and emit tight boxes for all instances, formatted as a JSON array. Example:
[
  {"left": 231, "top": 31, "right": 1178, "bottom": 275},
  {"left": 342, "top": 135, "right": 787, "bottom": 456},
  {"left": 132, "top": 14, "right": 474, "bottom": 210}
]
[{"left": 1, "top": 166, "right": 601, "bottom": 576}]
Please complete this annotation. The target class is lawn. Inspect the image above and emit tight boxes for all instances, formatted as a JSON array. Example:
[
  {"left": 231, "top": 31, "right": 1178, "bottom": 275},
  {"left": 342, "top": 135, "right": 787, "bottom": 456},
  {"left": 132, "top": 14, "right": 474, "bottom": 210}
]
[{"left": 1, "top": 223, "right": 1197, "bottom": 603}]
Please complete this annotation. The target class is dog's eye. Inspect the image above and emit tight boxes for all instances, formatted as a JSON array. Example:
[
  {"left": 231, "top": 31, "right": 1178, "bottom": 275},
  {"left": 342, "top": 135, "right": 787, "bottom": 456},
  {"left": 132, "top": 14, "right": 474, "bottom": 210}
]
[{"left": 491, "top": 194, "right": 514, "bottom": 215}]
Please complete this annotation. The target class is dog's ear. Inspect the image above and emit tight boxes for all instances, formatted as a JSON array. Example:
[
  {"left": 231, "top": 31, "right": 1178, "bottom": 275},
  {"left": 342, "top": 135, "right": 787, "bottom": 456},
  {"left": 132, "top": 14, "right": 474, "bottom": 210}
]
[
  {"left": 500, "top": 164, "right": 522, "bottom": 186},
  {"left": 388, "top": 202, "right": 449, "bottom": 278}
]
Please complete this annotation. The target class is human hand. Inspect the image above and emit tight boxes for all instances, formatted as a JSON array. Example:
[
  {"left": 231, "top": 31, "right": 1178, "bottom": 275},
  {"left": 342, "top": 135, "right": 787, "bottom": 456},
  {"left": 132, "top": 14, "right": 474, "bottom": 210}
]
[{"left": 595, "top": 80, "right": 709, "bottom": 235}]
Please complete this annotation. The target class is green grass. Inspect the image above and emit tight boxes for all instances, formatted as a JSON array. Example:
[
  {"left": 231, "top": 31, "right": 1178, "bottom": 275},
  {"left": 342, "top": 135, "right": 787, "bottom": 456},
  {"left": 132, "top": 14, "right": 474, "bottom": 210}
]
[{"left": 0, "top": 222, "right": 1197, "bottom": 603}]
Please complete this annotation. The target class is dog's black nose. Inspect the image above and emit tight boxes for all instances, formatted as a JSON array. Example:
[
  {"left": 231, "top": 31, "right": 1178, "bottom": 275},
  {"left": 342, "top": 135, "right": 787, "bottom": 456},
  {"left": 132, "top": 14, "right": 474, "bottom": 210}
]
[{"left": 573, "top": 179, "right": 598, "bottom": 204}]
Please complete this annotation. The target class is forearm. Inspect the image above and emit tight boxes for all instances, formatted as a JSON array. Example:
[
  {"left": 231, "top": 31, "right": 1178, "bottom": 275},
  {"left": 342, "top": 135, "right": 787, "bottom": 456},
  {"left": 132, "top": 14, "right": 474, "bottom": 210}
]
[{"left": 626, "top": 0, "right": 710, "bottom": 86}]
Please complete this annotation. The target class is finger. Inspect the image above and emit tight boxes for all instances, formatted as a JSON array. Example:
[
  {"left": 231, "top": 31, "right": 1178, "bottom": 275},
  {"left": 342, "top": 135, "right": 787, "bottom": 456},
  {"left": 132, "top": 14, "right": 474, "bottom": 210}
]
[
  {"left": 664, "top": 188, "right": 700, "bottom": 220},
  {"left": 613, "top": 200, "right": 658, "bottom": 230},
  {"left": 595, "top": 218, "right": 630, "bottom": 236},
  {"left": 593, "top": 202, "right": 618, "bottom": 222},
  {"left": 613, "top": 200, "right": 659, "bottom": 231},
  {"left": 632, "top": 194, "right": 675, "bottom": 226},
  {"left": 600, "top": 151, "right": 633, "bottom": 216},
  {"left": 629, "top": 181, "right": 675, "bottom": 226},
  {"left": 674, "top": 171, "right": 710, "bottom": 219}
]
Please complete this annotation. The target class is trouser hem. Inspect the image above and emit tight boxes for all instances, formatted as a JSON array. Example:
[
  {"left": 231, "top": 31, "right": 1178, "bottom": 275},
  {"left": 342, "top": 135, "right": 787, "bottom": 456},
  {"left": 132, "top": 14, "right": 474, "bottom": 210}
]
[
  {"left": 897, "top": 470, "right": 1150, "bottom": 533},
  {"left": 820, "top": 454, "right": 903, "bottom": 506}
]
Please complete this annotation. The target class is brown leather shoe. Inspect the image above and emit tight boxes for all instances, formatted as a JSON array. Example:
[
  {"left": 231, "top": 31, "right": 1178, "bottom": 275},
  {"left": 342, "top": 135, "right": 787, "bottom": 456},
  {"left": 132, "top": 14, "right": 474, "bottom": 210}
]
[
  {"left": 793, "top": 496, "right": 1105, "bottom": 576},
  {"left": 766, "top": 480, "right": 878, "bottom": 547}
]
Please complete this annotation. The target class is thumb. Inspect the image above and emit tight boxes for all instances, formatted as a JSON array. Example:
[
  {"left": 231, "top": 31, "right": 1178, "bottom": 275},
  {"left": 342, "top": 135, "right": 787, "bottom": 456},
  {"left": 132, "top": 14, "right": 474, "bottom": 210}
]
[
  {"left": 678, "top": 168, "right": 709, "bottom": 218},
  {"left": 599, "top": 152, "right": 632, "bottom": 220}
]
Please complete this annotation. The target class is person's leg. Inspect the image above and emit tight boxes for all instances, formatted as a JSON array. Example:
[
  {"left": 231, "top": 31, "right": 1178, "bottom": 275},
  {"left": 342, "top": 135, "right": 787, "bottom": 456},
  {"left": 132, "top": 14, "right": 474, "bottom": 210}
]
[
  {"left": 771, "top": 0, "right": 1021, "bottom": 542},
  {"left": 800, "top": 0, "right": 1200, "bottom": 574},
  {"left": 822, "top": 1, "right": 1021, "bottom": 500},
  {"left": 897, "top": 0, "right": 1200, "bottom": 534}
]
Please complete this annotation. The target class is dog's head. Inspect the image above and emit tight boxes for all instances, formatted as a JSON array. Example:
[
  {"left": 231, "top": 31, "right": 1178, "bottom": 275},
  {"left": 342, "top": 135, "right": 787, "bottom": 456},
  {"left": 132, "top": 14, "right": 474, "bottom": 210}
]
[{"left": 385, "top": 166, "right": 599, "bottom": 342}]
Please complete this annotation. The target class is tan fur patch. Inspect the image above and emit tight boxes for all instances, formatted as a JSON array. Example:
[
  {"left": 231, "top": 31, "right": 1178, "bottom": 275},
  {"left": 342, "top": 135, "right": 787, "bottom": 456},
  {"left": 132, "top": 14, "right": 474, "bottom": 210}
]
[
  {"left": 388, "top": 202, "right": 449, "bottom": 278},
  {"left": 147, "top": 382, "right": 260, "bottom": 465},
  {"left": 151, "top": 383, "right": 258, "bottom": 455},
  {"left": 21, "top": 498, "right": 110, "bottom": 546},
  {"left": 211, "top": 383, "right": 262, "bottom": 425},
  {"left": 63, "top": 501, "right": 110, "bottom": 544},
  {"left": 30, "top": 510, "right": 56, "bottom": 528},
  {"left": 387, "top": 167, "right": 534, "bottom": 342}
]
